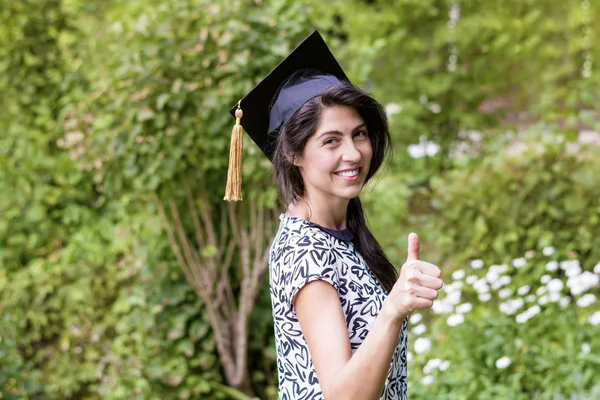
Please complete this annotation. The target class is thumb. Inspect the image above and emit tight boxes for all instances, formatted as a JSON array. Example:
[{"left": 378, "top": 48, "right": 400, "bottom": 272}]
[{"left": 407, "top": 232, "right": 420, "bottom": 261}]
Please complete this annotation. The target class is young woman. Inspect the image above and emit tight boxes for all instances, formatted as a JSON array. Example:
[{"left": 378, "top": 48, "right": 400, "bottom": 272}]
[{"left": 226, "top": 32, "right": 443, "bottom": 400}]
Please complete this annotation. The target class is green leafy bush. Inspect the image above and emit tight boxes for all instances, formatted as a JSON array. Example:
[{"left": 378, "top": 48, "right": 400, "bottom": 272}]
[
  {"left": 2, "top": 0, "right": 599, "bottom": 399},
  {"left": 403, "top": 134, "right": 600, "bottom": 399},
  {"left": 431, "top": 133, "right": 600, "bottom": 266},
  {"left": 407, "top": 250, "right": 600, "bottom": 400}
]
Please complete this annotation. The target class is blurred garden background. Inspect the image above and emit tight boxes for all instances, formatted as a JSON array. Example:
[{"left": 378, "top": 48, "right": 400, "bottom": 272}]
[{"left": 1, "top": 0, "right": 600, "bottom": 399}]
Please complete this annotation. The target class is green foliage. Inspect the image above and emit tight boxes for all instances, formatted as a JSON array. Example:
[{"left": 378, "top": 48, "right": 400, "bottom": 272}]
[
  {"left": 431, "top": 132, "right": 600, "bottom": 266},
  {"left": 2, "top": 203, "right": 229, "bottom": 399},
  {"left": 335, "top": 0, "right": 600, "bottom": 182},
  {"left": 1, "top": 0, "right": 321, "bottom": 398},
  {"left": 66, "top": 0, "right": 326, "bottom": 202},
  {"left": 1, "top": 0, "right": 599, "bottom": 399},
  {"left": 408, "top": 255, "right": 600, "bottom": 400},
  {"left": 398, "top": 134, "right": 600, "bottom": 399}
]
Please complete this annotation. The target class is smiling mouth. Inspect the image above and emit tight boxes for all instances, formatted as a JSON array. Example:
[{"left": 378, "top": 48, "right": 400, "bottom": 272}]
[{"left": 334, "top": 168, "right": 360, "bottom": 178}]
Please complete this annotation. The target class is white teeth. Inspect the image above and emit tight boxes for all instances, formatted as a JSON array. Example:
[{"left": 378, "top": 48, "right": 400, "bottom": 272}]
[{"left": 336, "top": 169, "right": 359, "bottom": 177}]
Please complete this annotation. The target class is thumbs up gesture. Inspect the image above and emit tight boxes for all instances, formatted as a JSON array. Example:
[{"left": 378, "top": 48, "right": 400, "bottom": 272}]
[{"left": 385, "top": 233, "right": 444, "bottom": 320}]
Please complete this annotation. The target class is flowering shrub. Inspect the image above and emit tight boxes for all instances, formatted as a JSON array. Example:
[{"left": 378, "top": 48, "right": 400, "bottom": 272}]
[{"left": 407, "top": 251, "right": 600, "bottom": 399}]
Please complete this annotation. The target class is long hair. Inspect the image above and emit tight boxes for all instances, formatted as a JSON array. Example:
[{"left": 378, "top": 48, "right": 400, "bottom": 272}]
[{"left": 272, "top": 82, "right": 397, "bottom": 293}]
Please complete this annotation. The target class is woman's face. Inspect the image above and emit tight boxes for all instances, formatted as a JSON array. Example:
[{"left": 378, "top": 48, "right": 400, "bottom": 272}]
[{"left": 293, "top": 104, "right": 373, "bottom": 204}]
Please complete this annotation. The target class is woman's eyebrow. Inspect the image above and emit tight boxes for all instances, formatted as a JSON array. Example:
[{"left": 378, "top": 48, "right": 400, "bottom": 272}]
[{"left": 315, "top": 123, "right": 367, "bottom": 140}]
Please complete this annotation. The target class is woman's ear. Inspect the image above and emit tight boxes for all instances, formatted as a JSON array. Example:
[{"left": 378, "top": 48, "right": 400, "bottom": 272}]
[{"left": 286, "top": 152, "right": 302, "bottom": 167}]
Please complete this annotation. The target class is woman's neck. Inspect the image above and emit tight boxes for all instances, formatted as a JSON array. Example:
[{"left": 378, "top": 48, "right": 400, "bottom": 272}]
[{"left": 286, "top": 194, "right": 349, "bottom": 231}]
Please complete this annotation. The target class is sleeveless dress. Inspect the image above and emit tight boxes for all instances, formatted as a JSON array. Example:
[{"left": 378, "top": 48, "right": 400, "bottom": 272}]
[{"left": 268, "top": 214, "right": 408, "bottom": 400}]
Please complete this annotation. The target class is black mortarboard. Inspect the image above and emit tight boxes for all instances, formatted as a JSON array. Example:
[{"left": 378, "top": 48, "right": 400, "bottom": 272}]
[{"left": 224, "top": 30, "right": 349, "bottom": 201}]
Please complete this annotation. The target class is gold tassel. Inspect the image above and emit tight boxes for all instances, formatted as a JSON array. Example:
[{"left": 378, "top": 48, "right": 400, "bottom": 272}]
[{"left": 224, "top": 101, "right": 244, "bottom": 201}]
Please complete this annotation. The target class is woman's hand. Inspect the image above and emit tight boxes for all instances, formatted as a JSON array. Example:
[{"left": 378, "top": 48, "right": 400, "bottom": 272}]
[{"left": 384, "top": 233, "right": 444, "bottom": 322}]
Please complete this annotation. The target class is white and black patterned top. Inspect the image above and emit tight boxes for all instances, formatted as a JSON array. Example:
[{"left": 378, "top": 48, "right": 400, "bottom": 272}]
[{"left": 268, "top": 214, "right": 408, "bottom": 400}]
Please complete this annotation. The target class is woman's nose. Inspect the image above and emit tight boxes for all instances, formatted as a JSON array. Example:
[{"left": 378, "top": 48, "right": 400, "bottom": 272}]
[{"left": 341, "top": 140, "right": 362, "bottom": 162}]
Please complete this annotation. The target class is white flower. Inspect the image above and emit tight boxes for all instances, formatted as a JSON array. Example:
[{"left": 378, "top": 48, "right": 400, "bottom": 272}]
[
  {"left": 447, "top": 314, "right": 465, "bottom": 327},
  {"left": 546, "top": 279, "right": 564, "bottom": 293},
  {"left": 432, "top": 301, "right": 455, "bottom": 314},
  {"left": 428, "top": 103, "right": 441, "bottom": 114},
  {"left": 414, "top": 337, "right": 432, "bottom": 354},
  {"left": 456, "top": 303, "right": 473, "bottom": 314},
  {"left": 444, "top": 291, "right": 462, "bottom": 307},
  {"left": 429, "top": 358, "right": 442, "bottom": 368},
  {"left": 576, "top": 293, "right": 596, "bottom": 307},
  {"left": 562, "top": 260, "right": 582, "bottom": 278},
  {"left": 500, "top": 298, "right": 524, "bottom": 315},
  {"left": 526, "top": 295, "right": 536, "bottom": 303},
  {"left": 525, "top": 250, "right": 536, "bottom": 259},
  {"left": 474, "top": 279, "right": 490, "bottom": 294},
  {"left": 545, "top": 261, "right": 559, "bottom": 272},
  {"left": 486, "top": 271, "right": 500, "bottom": 285},
  {"left": 407, "top": 351, "right": 413, "bottom": 362},
  {"left": 385, "top": 102, "right": 403, "bottom": 117},
  {"left": 407, "top": 137, "right": 440, "bottom": 158},
  {"left": 512, "top": 258, "right": 526, "bottom": 268},
  {"left": 499, "top": 303, "right": 513, "bottom": 315},
  {"left": 549, "top": 292, "right": 561, "bottom": 303},
  {"left": 512, "top": 298, "right": 524, "bottom": 309},
  {"left": 581, "top": 343, "right": 591, "bottom": 354},
  {"left": 410, "top": 313, "right": 423, "bottom": 324},
  {"left": 478, "top": 293, "right": 491, "bottom": 302},
  {"left": 515, "top": 304, "right": 541, "bottom": 323},
  {"left": 588, "top": 311, "right": 600, "bottom": 325},
  {"left": 594, "top": 262, "right": 600, "bottom": 274},
  {"left": 541, "top": 275, "right": 551, "bottom": 284},
  {"left": 559, "top": 296, "right": 571, "bottom": 308},
  {"left": 536, "top": 286, "right": 547, "bottom": 296},
  {"left": 517, "top": 285, "right": 531, "bottom": 295},
  {"left": 498, "top": 288, "right": 513, "bottom": 299},
  {"left": 423, "top": 358, "right": 442, "bottom": 374},
  {"left": 470, "top": 259, "right": 484, "bottom": 269},
  {"left": 444, "top": 281, "right": 464, "bottom": 294},
  {"left": 542, "top": 247, "right": 556, "bottom": 256},
  {"left": 490, "top": 264, "right": 509, "bottom": 274},
  {"left": 412, "top": 324, "right": 427, "bottom": 335},
  {"left": 529, "top": 305, "right": 541, "bottom": 316},
  {"left": 516, "top": 312, "right": 529, "bottom": 324},
  {"left": 495, "top": 356, "right": 511, "bottom": 369},
  {"left": 421, "top": 375, "right": 434, "bottom": 386},
  {"left": 538, "top": 295, "right": 548, "bottom": 305},
  {"left": 560, "top": 260, "right": 580, "bottom": 271},
  {"left": 439, "top": 360, "right": 450, "bottom": 371},
  {"left": 565, "top": 265, "right": 582, "bottom": 278},
  {"left": 492, "top": 275, "right": 511, "bottom": 290},
  {"left": 568, "top": 272, "right": 599, "bottom": 296},
  {"left": 452, "top": 269, "right": 466, "bottom": 280},
  {"left": 466, "top": 275, "right": 478, "bottom": 285}
]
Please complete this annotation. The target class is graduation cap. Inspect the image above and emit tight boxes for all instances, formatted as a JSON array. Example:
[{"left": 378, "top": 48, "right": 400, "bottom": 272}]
[{"left": 224, "top": 30, "right": 350, "bottom": 201}]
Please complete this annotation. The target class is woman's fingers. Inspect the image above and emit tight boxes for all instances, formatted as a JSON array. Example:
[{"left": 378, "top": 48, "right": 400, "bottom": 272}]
[
  {"left": 390, "top": 249, "right": 445, "bottom": 316},
  {"left": 415, "top": 273, "right": 444, "bottom": 291},
  {"left": 414, "top": 260, "right": 442, "bottom": 278},
  {"left": 412, "top": 297, "right": 434, "bottom": 310},
  {"left": 412, "top": 286, "right": 439, "bottom": 301}
]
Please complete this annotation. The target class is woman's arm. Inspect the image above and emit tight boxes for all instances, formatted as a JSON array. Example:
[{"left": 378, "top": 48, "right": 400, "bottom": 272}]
[
  {"left": 295, "top": 280, "right": 404, "bottom": 400},
  {"left": 294, "top": 233, "right": 442, "bottom": 400}
]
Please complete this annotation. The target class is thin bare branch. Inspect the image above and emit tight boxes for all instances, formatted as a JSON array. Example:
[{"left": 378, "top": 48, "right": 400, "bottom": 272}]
[
  {"left": 155, "top": 197, "right": 188, "bottom": 271},
  {"left": 218, "top": 205, "right": 227, "bottom": 255},
  {"left": 199, "top": 193, "right": 218, "bottom": 247},
  {"left": 168, "top": 199, "right": 208, "bottom": 295},
  {"left": 228, "top": 201, "right": 242, "bottom": 246},
  {"left": 183, "top": 180, "right": 207, "bottom": 252}
]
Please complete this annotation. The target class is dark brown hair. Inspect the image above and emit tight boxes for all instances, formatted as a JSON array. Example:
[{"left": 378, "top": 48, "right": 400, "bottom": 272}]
[{"left": 272, "top": 82, "right": 397, "bottom": 293}]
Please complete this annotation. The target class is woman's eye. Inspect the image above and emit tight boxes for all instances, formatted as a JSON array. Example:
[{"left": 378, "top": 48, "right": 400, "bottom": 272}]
[
  {"left": 354, "top": 130, "right": 368, "bottom": 138},
  {"left": 324, "top": 138, "right": 338, "bottom": 145}
]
